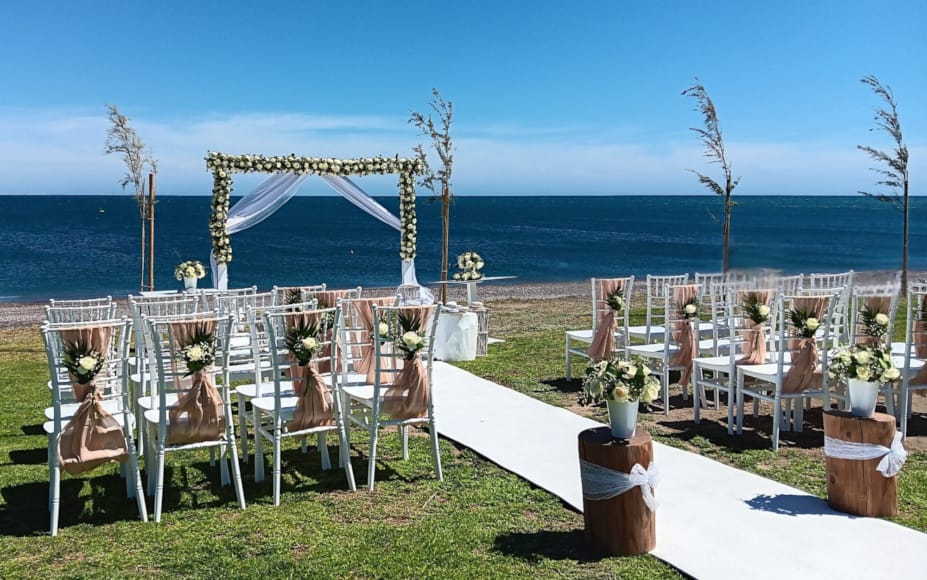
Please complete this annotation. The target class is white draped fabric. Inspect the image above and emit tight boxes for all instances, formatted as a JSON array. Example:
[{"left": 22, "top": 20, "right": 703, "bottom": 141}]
[{"left": 210, "top": 173, "right": 433, "bottom": 304}]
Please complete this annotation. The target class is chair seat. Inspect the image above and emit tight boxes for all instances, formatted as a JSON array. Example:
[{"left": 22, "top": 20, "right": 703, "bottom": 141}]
[
  {"left": 737, "top": 363, "right": 781, "bottom": 380},
  {"left": 627, "top": 325, "right": 665, "bottom": 340},
  {"left": 45, "top": 398, "right": 124, "bottom": 421},
  {"left": 235, "top": 381, "right": 295, "bottom": 399},
  {"left": 250, "top": 395, "right": 298, "bottom": 415},
  {"left": 627, "top": 343, "right": 679, "bottom": 357},
  {"left": 565, "top": 328, "right": 594, "bottom": 342},
  {"left": 693, "top": 355, "right": 734, "bottom": 373},
  {"left": 137, "top": 393, "right": 180, "bottom": 410},
  {"left": 342, "top": 384, "right": 376, "bottom": 406},
  {"left": 141, "top": 408, "right": 227, "bottom": 431},
  {"left": 45, "top": 410, "right": 134, "bottom": 434}
]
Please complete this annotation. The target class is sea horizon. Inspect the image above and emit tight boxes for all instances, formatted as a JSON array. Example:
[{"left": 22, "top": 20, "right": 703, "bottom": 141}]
[{"left": 0, "top": 194, "right": 922, "bottom": 303}]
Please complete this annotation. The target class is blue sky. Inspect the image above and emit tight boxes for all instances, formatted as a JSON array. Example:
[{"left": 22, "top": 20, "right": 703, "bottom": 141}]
[{"left": 0, "top": 0, "right": 924, "bottom": 196}]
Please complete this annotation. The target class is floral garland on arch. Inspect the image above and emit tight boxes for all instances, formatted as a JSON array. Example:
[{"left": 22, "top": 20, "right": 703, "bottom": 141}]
[{"left": 205, "top": 152, "right": 424, "bottom": 264}]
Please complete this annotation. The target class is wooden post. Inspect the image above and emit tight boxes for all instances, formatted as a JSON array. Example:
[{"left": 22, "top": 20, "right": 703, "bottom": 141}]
[
  {"left": 578, "top": 426, "right": 655, "bottom": 556},
  {"left": 822, "top": 410, "right": 898, "bottom": 517},
  {"left": 148, "top": 172, "right": 155, "bottom": 291}
]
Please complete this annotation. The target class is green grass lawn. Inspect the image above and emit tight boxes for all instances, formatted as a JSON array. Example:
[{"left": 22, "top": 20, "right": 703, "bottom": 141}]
[
  {"left": 0, "top": 325, "right": 681, "bottom": 578},
  {"left": 1, "top": 296, "right": 924, "bottom": 577}
]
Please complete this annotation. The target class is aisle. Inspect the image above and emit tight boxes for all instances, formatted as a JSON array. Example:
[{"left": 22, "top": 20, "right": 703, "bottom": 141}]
[{"left": 431, "top": 362, "right": 926, "bottom": 579}]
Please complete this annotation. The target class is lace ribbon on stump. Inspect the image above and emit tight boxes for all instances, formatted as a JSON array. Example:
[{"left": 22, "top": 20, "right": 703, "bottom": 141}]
[
  {"left": 670, "top": 284, "right": 699, "bottom": 387},
  {"left": 782, "top": 295, "right": 830, "bottom": 394},
  {"left": 855, "top": 295, "right": 892, "bottom": 346},
  {"left": 381, "top": 305, "right": 435, "bottom": 420},
  {"left": 166, "top": 319, "right": 225, "bottom": 446},
  {"left": 314, "top": 289, "right": 352, "bottom": 374},
  {"left": 57, "top": 326, "right": 129, "bottom": 475},
  {"left": 284, "top": 311, "right": 334, "bottom": 431},
  {"left": 351, "top": 297, "right": 397, "bottom": 384},
  {"left": 736, "top": 290, "right": 771, "bottom": 366},
  {"left": 588, "top": 278, "right": 626, "bottom": 362}
]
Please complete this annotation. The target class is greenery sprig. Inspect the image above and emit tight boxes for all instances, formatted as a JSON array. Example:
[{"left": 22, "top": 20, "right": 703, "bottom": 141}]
[
  {"left": 284, "top": 319, "right": 322, "bottom": 366},
  {"left": 176, "top": 329, "right": 216, "bottom": 375},
  {"left": 789, "top": 308, "right": 821, "bottom": 338}
]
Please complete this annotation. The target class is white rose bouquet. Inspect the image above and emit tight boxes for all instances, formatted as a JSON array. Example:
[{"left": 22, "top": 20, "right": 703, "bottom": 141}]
[
  {"left": 859, "top": 305, "right": 891, "bottom": 343},
  {"left": 680, "top": 296, "right": 699, "bottom": 320},
  {"left": 453, "top": 250, "right": 485, "bottom": 281},
  {"left": 62, "top": 340, "right": 106, "bottom": 385},
  {"left": 174, "top": 260, "right": 207, "bottom": 281},
  {"left": 394, "top": 312, "right": 426, "bottom": 360},
  {"left": 177, "top": 331, "right": 216, "bottom": 375},
  {"left": 605, "top": 288, "right": 625, "bottom": 312},
  {"left": 582, "top": 355, "right": 661, "bottom": 405},
  {"left": 284, "top": 319, "right": 322, "bottom": 366},
  {"left": 742, "top": 292, "right": 771, "bottom": 325},
  {"left": 789, "top": 308, "right": 821, "bottom": 338},
  {"left": 828, "top": 343, "right": 898, "bottom": 384}
]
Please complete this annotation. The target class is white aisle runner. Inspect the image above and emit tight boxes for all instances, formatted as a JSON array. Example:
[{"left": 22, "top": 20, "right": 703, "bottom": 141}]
[{"left": 431, "top": 362, "right": 926, "bottom": 579}]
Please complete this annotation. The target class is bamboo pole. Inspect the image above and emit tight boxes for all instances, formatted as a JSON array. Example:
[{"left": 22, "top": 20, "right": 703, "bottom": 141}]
[{"left": 148, "top": 173, "right": 156, "bottom": 290}]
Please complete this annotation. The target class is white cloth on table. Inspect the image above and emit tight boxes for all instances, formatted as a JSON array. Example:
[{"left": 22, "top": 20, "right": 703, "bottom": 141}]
[{"left": 434, "top": 311, "right": 478, "bottom": 361}]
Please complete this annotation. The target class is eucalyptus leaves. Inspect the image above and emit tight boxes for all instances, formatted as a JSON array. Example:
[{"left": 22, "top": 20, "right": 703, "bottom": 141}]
[{"left": 206, "top": 152, "right": 424, "bottom": 264}]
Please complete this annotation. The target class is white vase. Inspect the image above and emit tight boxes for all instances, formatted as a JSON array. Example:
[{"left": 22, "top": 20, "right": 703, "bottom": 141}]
[
  {"left": 606, "top": 399, "right": 638, "bottom": 439},
  {"left": 847, "top": 378, "right": 879, "bottom": 418},
  {"left": 183, "top": 277, "right": 197, "bottom": 290}
]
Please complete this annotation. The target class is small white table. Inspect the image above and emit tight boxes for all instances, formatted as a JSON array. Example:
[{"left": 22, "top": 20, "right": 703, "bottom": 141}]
[
  {"left": 431, "top": 276, "right": 517, "bottom": 305},
  {"left": 434, "top": 311, "right": 478, "bottom": 361}
]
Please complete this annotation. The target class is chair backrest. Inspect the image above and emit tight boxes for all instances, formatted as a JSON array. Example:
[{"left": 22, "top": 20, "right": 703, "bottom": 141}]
[
  {"left": 42, "top": 317, "right": 134, "bottom": 419},
  {"left": 848, "top": 285, "right": 900, "bottom": 346},
  {"left": 725, "top": 287, "right": 780, "bottom": 363},
  {"left": 644, "top": 274, "right": 689, "bottom": 342},
  {"left": 272, "top": 284, "right": 327, "bottom": 306},
  {"left": 216, "top": 290, "right": 275, "bottom": 328},
  {"left": 806, "top": 270, "right": 854, "bottom": 290},
  {"left": 244, "top": 299, "right": 319, "bottom": 398},
  {"left": 129, "top": 294, "right": 202, "bottom": 318},
  {"left": 769, "top": 290, "right": 841, "bottom": 381},
  {"left": 316, "top": 287, "right": 364, "bottom": 309},
  {"left": 337, "top": 296, "right": 399, "bottom": 376},
  {"left": 262, "top": 305, "right": 341, "bottom": 400},
  {"left": 195, "top": 286, "right": 258, "bottom": 311},
  {"left": 370, "top": 304, "right": 441, "bottom": 390},
  {"left": 45, "top": 299, "right": 118, "bottom": 323},
  {"left": 694, "top": 272, "right": 725, "bottom": 290},
  {"left": 591, "top": 276, "right": 635, "bottom": 336},
  {"left": 143, "top": 313, "right": 235, "bottom": 414},
  {"left": 397, "top": 285, "right": 422, "bottom": 305}
]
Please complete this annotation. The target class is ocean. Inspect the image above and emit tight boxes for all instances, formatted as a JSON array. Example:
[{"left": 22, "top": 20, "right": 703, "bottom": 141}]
[{"left": 0, "top": 195, "right": 923, "bottom": 302}]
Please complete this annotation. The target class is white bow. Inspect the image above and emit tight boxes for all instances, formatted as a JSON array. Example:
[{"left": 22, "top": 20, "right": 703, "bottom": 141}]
[
  {"left": 823, "top": 431, "right": 908, "bottom": 478},
  {"left": 579, "top": 460, "right": 660, "bottom": 511},
  {"left": 876, "top": 431, "right": 908, "bottom": 478}
]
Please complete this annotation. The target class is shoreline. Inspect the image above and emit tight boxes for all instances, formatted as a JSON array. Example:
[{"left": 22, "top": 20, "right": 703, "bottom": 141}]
[{"left": 1, "top": 270, "right": 911, "bottom": 330}]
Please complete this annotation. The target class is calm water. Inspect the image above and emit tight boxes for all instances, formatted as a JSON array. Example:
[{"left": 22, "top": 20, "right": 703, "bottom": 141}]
[{"left": 0, "top": 195, "right": 922, "bottom": 302}]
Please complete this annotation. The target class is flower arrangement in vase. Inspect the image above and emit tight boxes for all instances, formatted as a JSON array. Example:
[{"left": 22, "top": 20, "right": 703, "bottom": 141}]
[
  {"left": 828, "top": 308, "right": 898, "bottom": 417},
  {"left": 174, "top": 260, "right": 207, "bottom": 290},
  {"left": 582, "top": 355, "right": 661, "bottom": 439},
  {"left": 453, "top": 251, "right": 484, "bottom": 281}
]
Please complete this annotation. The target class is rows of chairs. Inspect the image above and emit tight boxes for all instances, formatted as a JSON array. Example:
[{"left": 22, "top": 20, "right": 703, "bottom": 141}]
[
  {"left": 40, "top": 285, "right": 444, "bottom": 534},
  {"left": 565, "top": 270, "right": 925, "bottom": 448}
]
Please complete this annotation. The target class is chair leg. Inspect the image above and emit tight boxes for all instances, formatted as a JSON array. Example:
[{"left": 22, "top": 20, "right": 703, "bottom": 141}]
[
  {"left": 49, "top": 441, "right": 60, "bottom": 536},
  {"left": 237, "top": 393, "right": 249, "bottom": 464},
  {"left": 254, "top": 408, "right": 265, "bottom": 483},
  {"left": 227, "top": 435, "right": 246, "bottom": 510},
  {"left": 401, "top": 425, "right": 409, "bottom": 460},
  {"left": 154, "top": 446, "right": 166, "bottom": 523},
  {"left": 367, "top": 426, "right": 379, "bottom": 492},
  {"left": 736, "top": 374, "right": 745, "bottom": 435},
  {"left": 565, "top": 335, "right": 572, "bottom": 381},
  {"left": 219, "top": 443, "right": 230, "bottom": 486},
  {"left": 662, "top": 373, "right": 670, "bottom": 416},
  {"left": 319, "top": 431, "right": 331, "bottom": 471},
  {"left": 772, "top": 396, "right": 781, "bottom": 451},
  {"left": 693, "top": 374, "right": 702, "bottom": 424},
  {"left": 125, "top": 432, "right": 148, "bottom": 522},
  {"left": 273, "top": 431, "right": 282, "bottom": 506},
  {"left": 726, "top": 384, "right": 735, "bottom": 436},
  {"left": 429, "top": 421, "right": 443, "bottom": 481},
  {"left": 334, "top": 408, "right": 357, "bottom": 491},
  {"left": 794, "top": 399, "right": 804, "bottom": 433}
]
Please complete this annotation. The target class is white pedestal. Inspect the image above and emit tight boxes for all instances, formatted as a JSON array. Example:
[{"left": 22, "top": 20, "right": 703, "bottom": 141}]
[{"left": 434, "top": 311, "right": 478, "bottom": 361}]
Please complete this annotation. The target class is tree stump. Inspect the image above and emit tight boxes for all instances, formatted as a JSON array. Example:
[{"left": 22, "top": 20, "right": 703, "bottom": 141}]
[
  {"left": 822, "top": 410, "right": 898, "bottom": 517},
  {"left": 578, "top": 426, "right": 655, "bottom": 556}
]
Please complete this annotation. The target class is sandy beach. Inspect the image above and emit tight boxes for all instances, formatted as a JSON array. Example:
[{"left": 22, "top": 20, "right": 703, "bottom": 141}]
[{"left": 3, "top": 269, "right": 912, "bottom": 330}]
